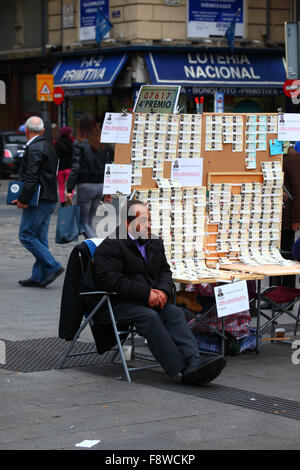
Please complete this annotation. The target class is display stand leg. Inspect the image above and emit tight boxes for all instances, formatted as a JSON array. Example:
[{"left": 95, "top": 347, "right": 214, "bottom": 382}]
[{"left": 256, "top": 280, "right": 261, "bottom": 354}]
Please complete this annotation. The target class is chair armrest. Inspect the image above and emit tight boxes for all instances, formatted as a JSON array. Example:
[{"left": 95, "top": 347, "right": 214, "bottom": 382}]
[{"left": 79, "top": 291, "right": 118, "bottom": 296}]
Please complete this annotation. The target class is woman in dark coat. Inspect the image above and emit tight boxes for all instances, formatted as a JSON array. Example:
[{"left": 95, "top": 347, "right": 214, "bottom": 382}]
[
  {"left": 66, "top": 114, "right": 113, "bottom": 238},
  {"left": 55, "top": 126, "right": 74, "bottom": 207}
]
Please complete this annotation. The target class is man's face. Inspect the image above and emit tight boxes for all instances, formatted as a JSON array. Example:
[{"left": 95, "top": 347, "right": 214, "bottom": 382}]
[{"left": 127, "top": 204, "right": 151, "bottom": 240}]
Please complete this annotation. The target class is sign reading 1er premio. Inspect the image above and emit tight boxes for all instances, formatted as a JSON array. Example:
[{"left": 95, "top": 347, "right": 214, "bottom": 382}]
[{"left": 133, "top": 85, "right": 181, "bottom": 114}]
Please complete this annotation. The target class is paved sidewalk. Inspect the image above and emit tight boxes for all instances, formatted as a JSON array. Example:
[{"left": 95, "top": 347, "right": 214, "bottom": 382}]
[{"left": 0, "top": 180, "right": 300, "bottom": 451}]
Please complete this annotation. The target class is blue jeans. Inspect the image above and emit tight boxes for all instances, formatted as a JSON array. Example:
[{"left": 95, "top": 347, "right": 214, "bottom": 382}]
[{"left": 19, "top": 201, "right": 62, "bottom": 284}]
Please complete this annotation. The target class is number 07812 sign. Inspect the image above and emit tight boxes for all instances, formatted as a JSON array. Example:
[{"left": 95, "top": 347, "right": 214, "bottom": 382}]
[{"left": 133, "top": 85, "right": 181, "bottom": 114}]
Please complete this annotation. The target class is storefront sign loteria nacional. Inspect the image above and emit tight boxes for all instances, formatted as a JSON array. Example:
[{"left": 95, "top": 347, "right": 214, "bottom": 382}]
[
  {"left": 185, "top": 53, "right": 262, "bottom": 81},
  {"left": 145, "top": 52, "right": 286, "bottom": 88}
]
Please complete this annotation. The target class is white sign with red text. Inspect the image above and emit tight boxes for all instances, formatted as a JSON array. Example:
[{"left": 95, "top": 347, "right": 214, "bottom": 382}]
[
  {"left": 214, "top": 280, "right": 249, "bottom": 318},
  {"left": 103, "top": 164, "right": 132, "bottom": 195},
  {"left": 100, "top": 112, "right": 132, "bottom": 144},
  {"left": 171, "top": 158, "right": 203, "bottom": 187},
  {"left": 277, "top": 113, "right": 300, "bottom": 141}
]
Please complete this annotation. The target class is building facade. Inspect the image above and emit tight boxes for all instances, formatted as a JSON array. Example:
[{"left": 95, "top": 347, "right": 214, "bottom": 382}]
[{"left": 0, "top": 0, "right": 299, "bottom": 131}]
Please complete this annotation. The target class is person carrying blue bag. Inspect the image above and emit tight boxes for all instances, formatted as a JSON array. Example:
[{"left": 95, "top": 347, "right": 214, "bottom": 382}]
[{"left": 13, "top": 116, "right": 64, "bottom": 288}]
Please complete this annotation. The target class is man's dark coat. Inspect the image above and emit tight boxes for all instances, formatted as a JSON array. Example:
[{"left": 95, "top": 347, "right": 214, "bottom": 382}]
[{"left": 93, "top": 233, "right": 174, "bottom": 306}]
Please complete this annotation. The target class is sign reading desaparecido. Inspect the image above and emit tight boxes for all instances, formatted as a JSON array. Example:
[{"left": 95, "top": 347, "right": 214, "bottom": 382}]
[
  {"left": 103, "top": 164, "right": 132, "bottom": 195},
  {"left": 214, "top": 280, "right": 249, "bottom": 318},
  {"left": 133, "top": 85, "right": 181, "bottom": 114}
]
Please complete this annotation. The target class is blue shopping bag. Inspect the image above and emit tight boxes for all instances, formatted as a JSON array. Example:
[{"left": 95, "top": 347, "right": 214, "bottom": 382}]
[{"left": 55, "top": 203, "right": 81, "bottom": 244}]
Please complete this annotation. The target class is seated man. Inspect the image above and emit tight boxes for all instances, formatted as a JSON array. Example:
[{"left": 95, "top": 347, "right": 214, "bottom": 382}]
[{"left": 93, "top": 200, "right": 226, "bottom": 385}]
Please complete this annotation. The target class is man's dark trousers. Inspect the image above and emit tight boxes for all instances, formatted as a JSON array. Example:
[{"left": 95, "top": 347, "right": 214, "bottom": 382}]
[{"left": 100, "top": 301, "right": 199, "bottom": 378}]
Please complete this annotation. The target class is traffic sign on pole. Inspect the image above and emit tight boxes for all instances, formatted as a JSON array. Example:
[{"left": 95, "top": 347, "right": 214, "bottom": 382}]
[
  {"left": 36, "top": 74, "right": 54, "bottom": 102},
  {"left": 283, "top": 79, "right": 300, "bottom": 97},
  {"left": 53, "top": 86, "right": 64, "bottom": 105}
]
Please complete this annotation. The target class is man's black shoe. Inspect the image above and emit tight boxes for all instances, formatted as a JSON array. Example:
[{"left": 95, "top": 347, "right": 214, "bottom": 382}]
[
  {"left": 181, "top": 355, "right": 227, "bottom": 386},
  {"left": 18, "top": 279, "right": 43, "bottom": 287},
  {"left": 40, "top": 267, "right": 65, "bottom": 287}
]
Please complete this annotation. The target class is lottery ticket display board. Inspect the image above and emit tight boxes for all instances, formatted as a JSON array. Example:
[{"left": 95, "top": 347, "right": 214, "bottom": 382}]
[{"left": 114, "top": 112, "right": 300, "bottom": 278}]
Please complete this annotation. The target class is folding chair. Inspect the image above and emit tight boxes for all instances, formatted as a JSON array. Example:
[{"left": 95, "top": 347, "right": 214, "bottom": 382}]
[
  {"left": 58, "top": 239, "right": 160, "bottom": 383},
  {"left": 256, "top": 285, "right": 300, "bottom": 338}
]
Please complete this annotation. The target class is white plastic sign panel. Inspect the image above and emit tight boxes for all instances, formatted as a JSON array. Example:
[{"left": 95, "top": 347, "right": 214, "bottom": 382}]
[
  {"left": 100, "top": 112, "right": 132, "bottom": 144},
  {"left": 103, "top": 164, "right": 132, "bottom": 195},
  {"left": 214, "top": 280, "right": 249, "bottom": 318},
  {"left": 171, "top": 158, "right": 203, "bottom": 186},
  {"left": 277, "top": 113, "right": 300, "bottom": 141}
]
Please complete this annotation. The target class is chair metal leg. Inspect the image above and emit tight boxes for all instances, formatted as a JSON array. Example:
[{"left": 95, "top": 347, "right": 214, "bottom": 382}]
[
  {"left": 106, "top": 296, "right": 132, "bottom": 383},
  {"left": 57, "top": 295, "right": 108, "bottom": 369},
  {"left": 221, "top": 318, "right": 225, "bottom": 356},
  {"left": 271, "top": 306, "right": 276, "bottom": 342},
  {"left": 256, "top": 280, "right": 261, "bottom": 354}
]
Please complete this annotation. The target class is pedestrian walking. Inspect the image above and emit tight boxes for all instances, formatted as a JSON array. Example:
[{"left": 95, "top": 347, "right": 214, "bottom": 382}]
[
  {"left": 13, "top": 116, "right": 64, "bottom": 287},
  {"left": 55, "top": 126, "right": 74, "bottom": 207},
  {"left": 66, "top": 113, "right": 113, "bottom": 239}
]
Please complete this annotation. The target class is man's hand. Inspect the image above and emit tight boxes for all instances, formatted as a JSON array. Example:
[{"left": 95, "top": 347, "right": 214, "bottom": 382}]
[
  {"left": 12, "top": 200, "right": 28, "bottom": 209},
  {"left": 149, "top": 289, "right": 167, "bottom": 309},
  {"left": 148, "top": 289, "right": 161, "bottom": 308},
  {"left": 66, "top": 193, "right": 73, "bottom": 202}
]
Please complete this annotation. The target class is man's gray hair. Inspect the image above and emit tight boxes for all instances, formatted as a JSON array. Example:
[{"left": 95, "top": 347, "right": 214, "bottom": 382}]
[{"left": 25, "top": 116, "right": 44, "bottom": 132}]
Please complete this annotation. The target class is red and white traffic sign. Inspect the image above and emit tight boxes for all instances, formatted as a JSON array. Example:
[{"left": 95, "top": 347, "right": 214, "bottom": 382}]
[
  {"left": 36, "top": 74, "right": 54, "bottom": 102},
  {"left": 53, "top": 86, "right": 64, "bottom": 105},
  {"left": 283, "top": 79, "right": 300, "bottom": 98}
]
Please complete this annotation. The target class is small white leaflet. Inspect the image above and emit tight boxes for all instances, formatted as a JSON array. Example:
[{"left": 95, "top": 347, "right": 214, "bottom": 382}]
[{"left": 75, "top": 440, "right": 101, "bottom": 448}]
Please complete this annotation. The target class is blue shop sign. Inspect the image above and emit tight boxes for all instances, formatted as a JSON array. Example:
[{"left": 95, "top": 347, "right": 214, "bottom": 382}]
[
  {"left": 145, "top": 52, "right": 286, "bottom": 88},
  {"left": 79, "top": 0, "right": 109, "bottom": 41},
  {"left": 52, "top": 54, "right": 127, "bottom": 88},
  {"left": 187, "top": 0, "right": 244, "bottom": 38}
]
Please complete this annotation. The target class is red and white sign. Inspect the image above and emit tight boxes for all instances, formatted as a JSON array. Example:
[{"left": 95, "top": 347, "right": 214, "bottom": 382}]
[
  {"left": 36, "top": 74, "right": 54, "bottom": 102},
  {"left": 100, "top": 112, "right": 132, "bottom": 144},
  {"left": 214, "top": 280, "right": 249, "bottom": 318},
  {"left": 283, "top": 79, "right": 300, "bottom": 98},
  {"left": 53, "top": 86, "right": 64, "bottom": 105}
]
